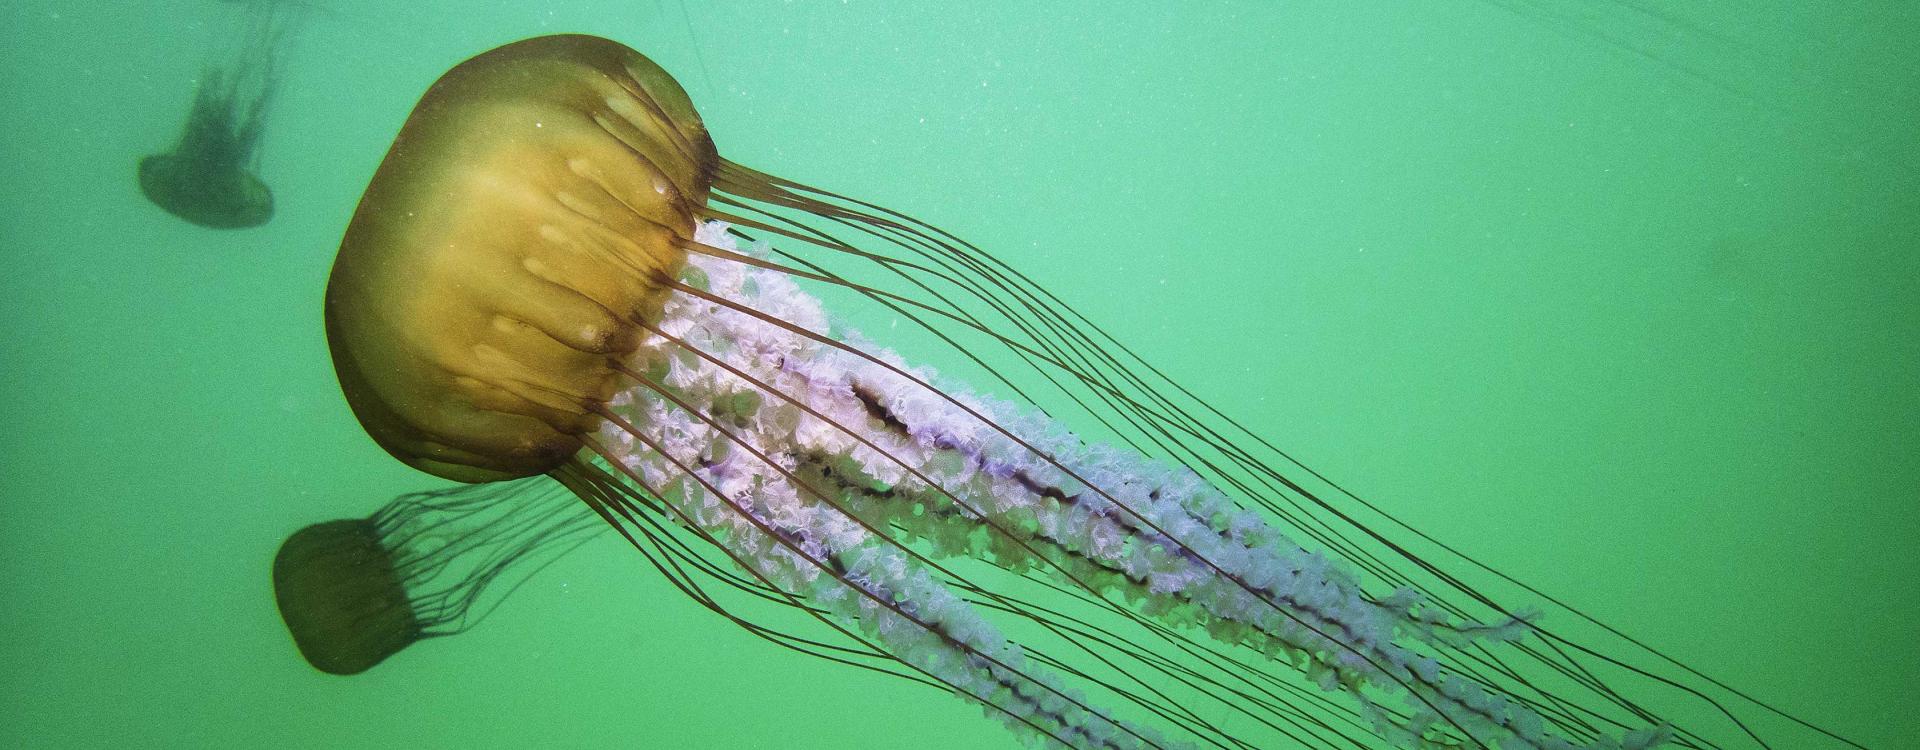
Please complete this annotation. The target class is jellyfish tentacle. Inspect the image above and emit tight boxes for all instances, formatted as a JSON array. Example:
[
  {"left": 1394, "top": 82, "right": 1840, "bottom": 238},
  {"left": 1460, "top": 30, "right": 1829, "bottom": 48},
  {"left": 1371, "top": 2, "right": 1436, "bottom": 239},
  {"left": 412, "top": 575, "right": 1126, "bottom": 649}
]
[
  {"left": 626, "top": 321, "right": 1357, "bottom": 747},
  {"left": 673, "top": 246, "right": 1706, "bottom": 747},
  {"left": 558, "top": 456, "right": 959, "bottom": 689},
  {"left": 677, "top": 212, "right": 1428, "bottom": 615},
  {"left": 596, "top": 252, "right": 1248, "bottom": 748},
  {"left": 595, "top": 338, "right": 1186, "bottom": 749},
  {"left": 670, "top": 229, "right": 1444, "bottom": 615},
  {"left": 596, "top": 222, "right": 1696, "bottom": 749},
  {"left": 629, "top": 314, "right": 1407, "bottom": 742},
  {"left": 624, "top": 325, "right": 1368, "bottom": 749},
  {"left": 952, "top": 576, "right": 1389, "bottom": 750},
  {"left": 604, "top": 370, "right": 1196, "bottom": 750},
  {"left": 711, "top": 174, "right": 1481, "bottom": 596},
  {"left": 648, "top": 231, "right": 1596, "bottom": 747},
  {"left": 686, "top": 188, "right": 1735, "bottom": 748},
  {"left": 586, "top": 409, "right": 1177, "bottom": 750},
  {"left": 668, "top": 208, "right": 1436, "bottom": 656},
  {"left": 828, "top": 371, "right": 1588, "bottom": 743},
  {"left": 715, "top": 179, "right": 1818, "bottom": 749},
  {"left": 647, "top": 266, "right": 1479, "bottom": 742},
  {"left": 825, "top": 542, "right": 1174, "bottom": 750}
]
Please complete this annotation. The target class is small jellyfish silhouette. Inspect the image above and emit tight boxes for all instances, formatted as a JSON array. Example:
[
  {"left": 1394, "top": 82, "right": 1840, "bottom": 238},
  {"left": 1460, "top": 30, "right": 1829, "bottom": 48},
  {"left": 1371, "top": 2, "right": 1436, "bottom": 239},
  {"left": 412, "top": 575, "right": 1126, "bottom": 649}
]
[
  {"left": 274, "top": 479, "right": 591, "bottom": 674},
  {"left": 138, "top": 1, "right": 296, "bottom": 229}
]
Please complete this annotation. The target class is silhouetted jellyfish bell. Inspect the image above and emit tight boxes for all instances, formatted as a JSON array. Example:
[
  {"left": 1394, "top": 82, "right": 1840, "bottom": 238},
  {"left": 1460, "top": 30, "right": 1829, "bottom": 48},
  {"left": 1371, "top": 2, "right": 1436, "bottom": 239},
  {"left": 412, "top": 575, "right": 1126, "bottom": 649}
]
[
  {"left": 284, "top": 33, "right": 1867, "bottom": 749},
  {"left": 274, "top": 479, "right": 594, "bottom": 674},
  {"left": 138, "top": 0, "right": 293, "bottom": 229}
]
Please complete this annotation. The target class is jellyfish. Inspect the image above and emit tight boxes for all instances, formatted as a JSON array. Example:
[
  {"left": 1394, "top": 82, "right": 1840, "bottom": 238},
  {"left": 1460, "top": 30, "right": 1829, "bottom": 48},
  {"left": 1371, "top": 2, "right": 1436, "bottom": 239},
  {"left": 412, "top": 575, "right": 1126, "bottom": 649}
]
[
  {"left": 138, "top": 0, "right": 300, "bottom": 229},
  {"left": 274, "top": 478, "right": 594, "bottom": 675},
  {"left": 283, "top": 34, "right": 1865, "bottom": 749}
]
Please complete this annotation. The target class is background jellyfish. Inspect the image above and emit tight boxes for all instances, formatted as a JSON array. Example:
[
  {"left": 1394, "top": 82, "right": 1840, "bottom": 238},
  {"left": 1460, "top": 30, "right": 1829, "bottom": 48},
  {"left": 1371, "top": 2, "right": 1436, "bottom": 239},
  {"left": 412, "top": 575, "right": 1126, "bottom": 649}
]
[
  {"left": 286, "top": 34, "right": 1877, "bottom": 750},
  {"left": 137, "top": 0, "right": 304, "bottom": 229},
  {"left": 273, "top": 478, "right": 595, "bottom": 675}
]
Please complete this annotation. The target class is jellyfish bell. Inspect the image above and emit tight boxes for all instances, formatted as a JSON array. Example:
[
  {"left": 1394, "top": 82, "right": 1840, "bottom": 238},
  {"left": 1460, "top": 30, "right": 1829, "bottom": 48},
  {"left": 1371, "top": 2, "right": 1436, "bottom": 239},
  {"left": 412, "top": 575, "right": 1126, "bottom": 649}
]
[
  {"left": 295, "top": 31, "right": 715, "bottom": 674},
  {"left": 326, "top": 33, "right": 714, "bottom": 483},
  {"left": 300, "top": 32, "right": 1865, "bottom": 750},
  {"left": 273, "top": 517, "right": 416, "bottom": 675}
]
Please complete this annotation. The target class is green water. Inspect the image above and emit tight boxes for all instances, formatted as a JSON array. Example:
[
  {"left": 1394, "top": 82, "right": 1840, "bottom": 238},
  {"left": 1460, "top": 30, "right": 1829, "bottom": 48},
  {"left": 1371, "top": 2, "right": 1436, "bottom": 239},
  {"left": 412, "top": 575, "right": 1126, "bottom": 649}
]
[{"left": 2, "top": 2, "right": 1915, "bottom": 748}]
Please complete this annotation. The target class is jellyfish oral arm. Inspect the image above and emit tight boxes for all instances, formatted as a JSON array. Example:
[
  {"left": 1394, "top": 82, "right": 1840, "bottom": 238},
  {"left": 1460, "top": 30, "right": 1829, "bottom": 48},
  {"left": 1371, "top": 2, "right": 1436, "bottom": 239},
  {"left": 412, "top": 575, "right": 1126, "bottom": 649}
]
[{"left": 562, "top": 222, "right": 1665, "bottom": 749}]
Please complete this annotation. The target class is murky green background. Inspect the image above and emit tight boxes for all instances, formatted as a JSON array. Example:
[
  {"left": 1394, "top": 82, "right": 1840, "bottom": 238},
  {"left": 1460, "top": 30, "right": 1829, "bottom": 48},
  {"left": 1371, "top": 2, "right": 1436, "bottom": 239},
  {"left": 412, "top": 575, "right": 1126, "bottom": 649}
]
[{"left": 2, "top": 2, "right": 1914, "bottom": 748}]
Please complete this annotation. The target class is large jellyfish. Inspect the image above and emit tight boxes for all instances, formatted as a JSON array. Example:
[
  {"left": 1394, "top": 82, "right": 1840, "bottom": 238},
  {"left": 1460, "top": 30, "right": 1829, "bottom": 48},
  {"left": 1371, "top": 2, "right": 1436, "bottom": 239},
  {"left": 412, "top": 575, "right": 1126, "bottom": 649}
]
[
  {"left": 278, "top": 34, "right": 1866, "bottom": 749},
  {"left": 137, "top": 0, "right": 302, "bottom": 229}
]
